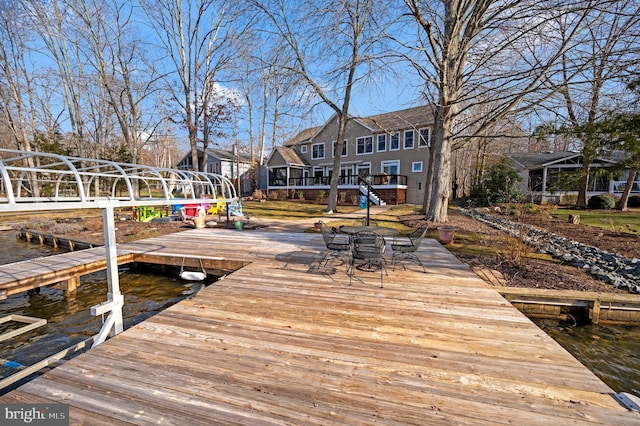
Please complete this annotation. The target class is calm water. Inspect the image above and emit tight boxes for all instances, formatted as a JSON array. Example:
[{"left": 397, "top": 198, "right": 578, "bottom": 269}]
[
  {"left": 533, "top": 318, "right": 640, "bottom": 396},
  {"left": 0, "top": 231, "right": 207, "bottom": 391}
]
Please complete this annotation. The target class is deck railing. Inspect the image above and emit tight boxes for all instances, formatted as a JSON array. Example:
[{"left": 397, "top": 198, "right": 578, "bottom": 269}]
[{"left": 269, "top": 174, "right": 407, "bottom": 188}]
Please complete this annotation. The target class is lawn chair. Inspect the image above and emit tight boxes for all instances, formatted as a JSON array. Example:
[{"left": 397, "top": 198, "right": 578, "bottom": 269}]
[
  {"left": 348, "top": 231, "right": 387, "bottom": 288},
  {"left": 319, "top": 221, "right": 351, "bottom": 266},
  {"left": 391, "top": 225, "right": 429, "bottom": 272}
]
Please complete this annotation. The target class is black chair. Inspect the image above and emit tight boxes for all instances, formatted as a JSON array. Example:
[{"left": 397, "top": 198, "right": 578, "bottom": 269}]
[
  {"left": 348, "top": 231, "right": 387, "bottom": 288},
  {"left": 319, "top": 221, "right": 351, "bottom": 266},
  {"left": 353, "top": 217, "right": 378, "bottom": 227},
  {"left": 391, "top": 225, "right": 429, "bottom": 272}
]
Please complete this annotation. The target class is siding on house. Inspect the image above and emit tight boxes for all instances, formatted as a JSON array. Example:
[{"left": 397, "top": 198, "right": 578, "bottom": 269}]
[
  {"left": 270, "top": 105, "right": 433, "bottom": 204},
  {"left": 176, "top": 148, "right": 254, "bottom": 194}
]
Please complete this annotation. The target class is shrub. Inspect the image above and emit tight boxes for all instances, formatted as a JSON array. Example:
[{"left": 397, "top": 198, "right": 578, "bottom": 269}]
[
  {"left": 469, "top": 163, "right": 523, "bottom": 207},
  {"left": 587, "top": 194, "right": 615, "bottom": 209},
  {"left": 628, "top": 195, "right": 640, "bottom": 208},
  {"left": 251, "top": 189, "right": 265, "bottom": 200},
  {"left": 559, "top": 194, "right": 578, "bottom": 206}
]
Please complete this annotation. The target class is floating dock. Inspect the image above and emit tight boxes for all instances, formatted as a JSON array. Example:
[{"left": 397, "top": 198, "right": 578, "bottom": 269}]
[{"left": 1, "top": 229, "right": 639, "bottom": 424}]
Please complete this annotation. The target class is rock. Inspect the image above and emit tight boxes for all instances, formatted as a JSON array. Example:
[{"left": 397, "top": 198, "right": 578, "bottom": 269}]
[{"left": 460, "top": 207, "right": 639, "bottom": 292}]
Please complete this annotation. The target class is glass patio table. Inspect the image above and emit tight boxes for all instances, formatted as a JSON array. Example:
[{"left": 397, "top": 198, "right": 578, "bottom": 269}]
[{"left": 339, "top": 226, "right": 399, "bottom": 237}]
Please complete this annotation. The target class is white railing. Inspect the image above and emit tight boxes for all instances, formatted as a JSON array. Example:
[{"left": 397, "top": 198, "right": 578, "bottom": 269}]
[
  {"left": 612, "top": 180, "right": 640, "bottom": 193},
  {"left": 0, "top": 149, "right": 237, "bottom": 211},
  {"left": 0, "top": 149, "right": 239, "bottom": 348}
]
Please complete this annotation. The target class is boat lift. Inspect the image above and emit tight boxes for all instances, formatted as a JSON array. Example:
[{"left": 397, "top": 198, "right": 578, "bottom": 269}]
[{"left": 0, "top": 149, "right": 239, "bottom": 347}]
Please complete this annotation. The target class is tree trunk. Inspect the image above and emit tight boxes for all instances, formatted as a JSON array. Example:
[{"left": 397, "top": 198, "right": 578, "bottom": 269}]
[
  {"left": 327, "top": 114, "right": 347, "bottom": 213},
  {"left": 576, "top": 163, "right": 591, "bottom": 208},
  {"left": 428, "top": 108, "right": 453, "bottom": 223},
  {"left": 616, "top": 169, "right": 638, "bottom": 211}
]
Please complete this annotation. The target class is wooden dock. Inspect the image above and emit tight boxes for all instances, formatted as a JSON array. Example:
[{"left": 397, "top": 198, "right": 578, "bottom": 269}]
[{"left": 1, "top": 228, "right": 639, "bottom": 424}]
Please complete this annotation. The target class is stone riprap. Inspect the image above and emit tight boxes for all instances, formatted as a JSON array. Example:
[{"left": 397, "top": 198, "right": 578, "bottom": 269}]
[{"left": 460, "top": 208, "right": 640, "bottom": 294}]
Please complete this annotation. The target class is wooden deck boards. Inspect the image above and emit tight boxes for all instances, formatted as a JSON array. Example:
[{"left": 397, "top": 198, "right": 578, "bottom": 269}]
[{"left": 2, "top": 228, "right": 639, "bottom": 424}]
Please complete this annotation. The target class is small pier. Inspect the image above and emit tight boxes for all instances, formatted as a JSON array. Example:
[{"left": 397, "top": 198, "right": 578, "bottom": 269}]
[{"left": 1, "top": 228, "right": 639, "bottom": 424}]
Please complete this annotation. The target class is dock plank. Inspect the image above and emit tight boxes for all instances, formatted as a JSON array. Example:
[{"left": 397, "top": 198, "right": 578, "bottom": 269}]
[{"left": 1, "top": 228, "right": 638, "bottom": 424}]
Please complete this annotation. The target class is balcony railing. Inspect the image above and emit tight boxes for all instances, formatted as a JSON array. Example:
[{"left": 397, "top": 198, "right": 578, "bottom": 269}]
[
  {"left": 269, "top": 174, "right": 407, "bottom": 188},
  {"left": 612, "top": 180, "right": 640, "bottom": 193}
]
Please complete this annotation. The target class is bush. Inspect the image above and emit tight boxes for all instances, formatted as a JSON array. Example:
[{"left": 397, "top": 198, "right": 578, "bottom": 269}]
[
  {"left": 587, "top": 194, "right": 615, "bottom": 209},
  {"left": 628, "top": 195, "right": 640, "bottom": 208},
  {"left": 559, "top": 194, "right": 578, "bottom": 206},
  {"left": 469, "top": 163, "right": 523, "bottom": 207}
]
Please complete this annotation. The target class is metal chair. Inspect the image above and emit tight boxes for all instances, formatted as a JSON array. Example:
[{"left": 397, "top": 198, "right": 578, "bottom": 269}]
[
  {"left": 348, "top": 231, "right": 387, "bottom": 288},
  {"left": 391, "top": 225, "right": 429, "bottom": 272},
  {"left": 353, "top": 217, "right": 378, "bottom": 227},
  {"left": 319, "top": 221, "right": 351, "bottom": 266}
]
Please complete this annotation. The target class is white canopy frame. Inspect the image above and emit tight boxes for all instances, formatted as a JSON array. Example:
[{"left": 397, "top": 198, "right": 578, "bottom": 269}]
[{"left": 0, "top": 149, "right": 239, "bottom": 347}]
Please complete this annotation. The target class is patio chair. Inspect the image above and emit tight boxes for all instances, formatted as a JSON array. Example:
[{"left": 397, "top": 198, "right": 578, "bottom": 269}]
[
  {"left": 391, "top": 225, "right": 429, "bottom": 272},
  {"left": 352, "top": 217, "right": 379, "bottom": 227},
  {"left": 319, "top": 221, "right": 351, "bottom": 266},
  {"left": 348, "top": 231, "right": 387, "bottom": 288}
]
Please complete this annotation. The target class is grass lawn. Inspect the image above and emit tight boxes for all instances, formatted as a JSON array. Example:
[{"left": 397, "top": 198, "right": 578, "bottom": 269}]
[
  {"left": 551, "top": 207, "right": 640, "bottom": 234},
  {"left": 241, "top": 200, "right": 361, "bottom": 218}
]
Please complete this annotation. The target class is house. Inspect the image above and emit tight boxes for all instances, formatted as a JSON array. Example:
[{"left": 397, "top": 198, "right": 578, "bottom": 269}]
[
  {"left": 508, "top": 150, "right": 640, "bottom": 204},
  {"left": 176, "top": 147, "right": 254, "bottom": 194},
  {"left": 266, "top": 105, "right": 434, "bottom": 205}
]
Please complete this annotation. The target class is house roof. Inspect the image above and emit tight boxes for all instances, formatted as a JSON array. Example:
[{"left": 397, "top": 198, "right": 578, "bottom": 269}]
[
  {"left": 509, "top": 150, "right": 626, "bottom": 170},
  {"left": 284, "top": 126, "right": 322, "bottom": 147},
  {"left": 357, "top": 105, "right": 434, "bottom": 133},
  {"left": 508, "top": 151, "right": 580, "bottom": 169},
  {"left": 283, "top": 105, "right": 434, "bottom": 147},
  {"left": 272, "top": 146, "right": 310, "bottom": 166},
  {"left": 206, "top": 147, "right": 252, "bottom": 163},
  {"left": 176, "top": 147, "right": 252, "bottom": 169}
]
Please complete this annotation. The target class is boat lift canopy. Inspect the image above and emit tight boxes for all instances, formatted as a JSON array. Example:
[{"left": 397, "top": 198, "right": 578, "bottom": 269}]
[
  {"left": 0, "top": 149, "right": 240, "bottom": 348},
  {"left": 0, "top": 149, "right": 238, "bottom": 212}
]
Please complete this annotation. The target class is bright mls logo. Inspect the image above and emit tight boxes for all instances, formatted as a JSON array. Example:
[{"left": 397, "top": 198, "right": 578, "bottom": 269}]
[{"left": 2, "top": 405, "right": 68, "bottom": 425}]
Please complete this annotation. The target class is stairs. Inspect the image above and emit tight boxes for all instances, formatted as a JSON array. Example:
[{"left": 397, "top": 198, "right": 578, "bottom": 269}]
[{"left": 359, "top": 185, "right": 386, "bottom": 206}]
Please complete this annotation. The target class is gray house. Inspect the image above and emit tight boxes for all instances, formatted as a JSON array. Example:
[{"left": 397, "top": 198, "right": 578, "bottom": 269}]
[
  {"left": 176, "top": 147, "right": 254, "bottom": 194},
  {"left": 508, "top": 150, "right": 640, "bottom": 204},
  {"left": 266, "top": 106, "right": 434, "bottom": 205}
]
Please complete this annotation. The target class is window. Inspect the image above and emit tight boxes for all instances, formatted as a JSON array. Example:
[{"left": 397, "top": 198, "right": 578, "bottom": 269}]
[
  {"left": 404, "top": 130, "right": 414, "bottom": 149},
  {"left": 300, "top": 145, "right": 307, "bottom": 154},
  {"left": 312, "top": 142, "right": 325, "bottom": 159},
  {"left": 381, "top": 160, "right": 399, "bottom": 176},
  {"left": 390, "top": 132, "right": 400, "bottom": 151},
  {"left": 419, "top": 128, "right": 431, "bottom": 147},
  {"left": 332, "top": 140, "right": 347, "bottom": 158},
  {"left": 356, "top": 136, "right": 373, "bottom": 155},
  {"left": 377, "top": 134, "right": 387, "bottom": 152},
  {"left": 412, "top": 161, "right": 423, "bottom": 173},
  {"left": 357, "top": 163, "right": 371, "bottom": 178}
]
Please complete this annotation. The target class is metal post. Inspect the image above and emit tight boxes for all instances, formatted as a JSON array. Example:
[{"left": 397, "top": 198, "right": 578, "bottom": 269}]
[
  {"left": 365, "top": 175, "right": 373, "bottom": 226},
  {"left": 366, "top": 183, "right": 371, "bottom": 226},
  {"left": 92, "top": 206, "right": 124, "bottom": 347}
]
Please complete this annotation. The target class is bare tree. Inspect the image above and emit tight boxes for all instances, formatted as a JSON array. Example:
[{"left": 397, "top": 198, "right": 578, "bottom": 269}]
[
  {"left": 23, "top": 0, "right": 91, "bottom": 158},
  {"left": 251, "top": 0, "right": 390, "bottom": 213},
  {"left": 401, "top": 0, "right": 607, "bottom": 222},
  {"left": 0, "top": 2, "right": 40, "bottom": 195},
  {"left": 70, "top": 0, "right": 164, "bottom": 164},
  {"left": 142, "top": 0, "right": 245, "bottom": 173},
  {"left": 548, "top": 1, "right": 640, "bottom": 207}
]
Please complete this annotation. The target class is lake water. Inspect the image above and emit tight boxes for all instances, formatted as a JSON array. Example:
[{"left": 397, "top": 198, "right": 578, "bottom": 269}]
[
  {"left": 533, "top": 318, "right": 640, "bottom": 396},
  {"left": 0, "top": 231, "right": 207, "bottom": 392}
]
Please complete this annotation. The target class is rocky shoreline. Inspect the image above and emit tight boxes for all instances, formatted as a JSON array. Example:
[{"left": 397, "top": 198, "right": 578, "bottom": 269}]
[{"left": 461, "top": 208, "right": 640, "bottom": 294}]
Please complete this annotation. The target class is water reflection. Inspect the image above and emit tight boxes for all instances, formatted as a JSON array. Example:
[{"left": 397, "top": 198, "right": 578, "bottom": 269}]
[
  {"left": 0, "top": 231, "right": 206, "bottom": 390},
  {"left": 534, "top": 318, "right": 640, "bottom": 396}
]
